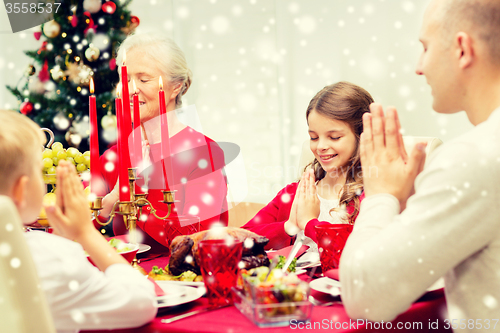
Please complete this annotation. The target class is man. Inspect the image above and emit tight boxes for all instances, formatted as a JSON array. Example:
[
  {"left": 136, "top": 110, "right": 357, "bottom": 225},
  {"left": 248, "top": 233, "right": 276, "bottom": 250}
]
[{"left": 340, "top": 0, "right": 500, "bottom": 326}]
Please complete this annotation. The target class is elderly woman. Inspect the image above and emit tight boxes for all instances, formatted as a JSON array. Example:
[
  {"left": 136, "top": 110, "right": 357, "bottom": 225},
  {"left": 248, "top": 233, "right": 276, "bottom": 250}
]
[{"left": 96, "top": 32, "right": 228, "bottom": 252}]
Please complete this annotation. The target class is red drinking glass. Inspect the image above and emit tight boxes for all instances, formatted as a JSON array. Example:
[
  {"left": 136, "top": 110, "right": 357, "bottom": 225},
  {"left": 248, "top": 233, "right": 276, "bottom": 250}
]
[
  {"left": 198, "top": 239, "right": 243, "bottom": 308},
  {"left": 315, "top": 224, "right": 353, "bottom": 271}
]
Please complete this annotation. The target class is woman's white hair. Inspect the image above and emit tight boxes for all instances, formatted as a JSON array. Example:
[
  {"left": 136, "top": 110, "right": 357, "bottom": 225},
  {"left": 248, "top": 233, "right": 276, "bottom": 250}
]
[{"left": 116, "top": 32, "right": 192, "bottom": 108}]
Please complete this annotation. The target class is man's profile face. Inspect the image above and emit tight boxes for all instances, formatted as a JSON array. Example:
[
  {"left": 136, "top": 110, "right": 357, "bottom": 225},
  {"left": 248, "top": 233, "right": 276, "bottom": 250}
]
[{"left": 416, "top": 0, "right": 462, "bottom": 114}]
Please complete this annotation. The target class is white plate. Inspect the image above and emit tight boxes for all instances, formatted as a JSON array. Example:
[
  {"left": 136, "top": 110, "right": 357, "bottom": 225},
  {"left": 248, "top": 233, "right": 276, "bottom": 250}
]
[
  {"left": 309, "top": 277, "right": 342, "bottom": 296},
  {"left": 155, "top": 281, "right": 206, "bottom": 308},
  {"left": 158, "top": 280, "right": 205, "bottom": 287},
  {"left": 309, "top": 277, "right": 444, "bottom": 297},
  {"left": 138, "top": 244, "right": 151, "bottom": 254}
]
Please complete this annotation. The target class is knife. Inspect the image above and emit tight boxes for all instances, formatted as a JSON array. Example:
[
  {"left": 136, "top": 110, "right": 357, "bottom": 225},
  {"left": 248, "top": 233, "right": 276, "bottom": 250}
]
[
  {"left": 281, "top": 235, "right": 305, "bottom": 273},
  {"left": 161, "top": 304, "right": 230, "bottom": 324}
]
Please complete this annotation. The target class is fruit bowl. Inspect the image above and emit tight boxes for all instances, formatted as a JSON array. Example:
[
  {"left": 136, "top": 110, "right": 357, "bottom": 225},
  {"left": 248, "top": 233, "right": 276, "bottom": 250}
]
[{"left": 235, "top": 267, "right": 312, "bottom": 327}]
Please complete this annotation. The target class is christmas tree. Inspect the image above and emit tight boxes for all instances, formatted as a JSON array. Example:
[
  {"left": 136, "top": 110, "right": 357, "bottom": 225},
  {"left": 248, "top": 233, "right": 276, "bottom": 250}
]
[{"left": 6, "top": 0, "right": 140, "bottom": 152}]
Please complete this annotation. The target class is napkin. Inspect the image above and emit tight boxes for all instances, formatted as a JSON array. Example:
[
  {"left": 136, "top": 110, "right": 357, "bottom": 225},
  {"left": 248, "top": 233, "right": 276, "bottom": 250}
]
[
  {"left": 324, "top": 269, "right": 339, "bottom": 281},
  {"left": 267, "top": 245, "right": 309, "bottom": 260},
  {"left": 148, "top": 277, "right": 166, "bottom": 296}
]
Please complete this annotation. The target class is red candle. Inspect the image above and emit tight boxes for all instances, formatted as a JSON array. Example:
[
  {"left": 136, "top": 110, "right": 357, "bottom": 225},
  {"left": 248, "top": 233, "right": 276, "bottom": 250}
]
[
  {"left": 159, "top": 76, "right": 172, "bottom": 190},
  {"left": 89, "top": 78, "right": 100, "bottom": 194},
  {"left": 132, "top": 80, "right": 142, "bottom": 175},
  {"left": 115, "top": 84, "right": 130, "bottom": 202},
  {"left": 159, "top": 76, "right": 167, "bottom": 115},
  {"left": 121, "top": 52, "right": 133, "bottom": 141}
]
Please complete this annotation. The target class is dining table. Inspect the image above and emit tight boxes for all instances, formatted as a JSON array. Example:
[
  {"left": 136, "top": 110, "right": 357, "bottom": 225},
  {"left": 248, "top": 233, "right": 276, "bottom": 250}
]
[{"left": 83, "top": 248, "right": 453, "bottom": 333}]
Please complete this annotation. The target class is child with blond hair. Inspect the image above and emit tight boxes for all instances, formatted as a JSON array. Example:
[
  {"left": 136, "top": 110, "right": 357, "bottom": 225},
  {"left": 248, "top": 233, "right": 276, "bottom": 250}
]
[{"left": 0, "top": 109, "right": 157, "bottom": 332}]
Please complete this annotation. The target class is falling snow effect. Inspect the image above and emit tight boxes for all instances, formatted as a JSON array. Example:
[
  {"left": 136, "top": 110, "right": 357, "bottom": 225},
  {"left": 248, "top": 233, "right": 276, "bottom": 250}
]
[
  {"left": 70, "top": 309, "right": 86, "bottom": 324},
  {"left": 483, "top": 295, "right": 498, "bottom": 309},
  {"left": 10, "top": 257, "right": 21, "bottom": 268},
  {"left": 2, "top": 4, "right": 493, "bottom": 326},
  {"left": 69, "top": 280, "right": 80, "bottom": 291},
  {"left": 0, "top": 242, "right": 12, "bottom": 257},
  {"left": 281, "top": 193, "right": 291, "bottom": 203}
]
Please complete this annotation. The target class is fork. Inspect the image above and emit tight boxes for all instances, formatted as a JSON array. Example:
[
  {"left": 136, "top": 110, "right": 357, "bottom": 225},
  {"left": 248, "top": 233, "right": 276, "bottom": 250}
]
[{"left": 308, "top": 295, "right": 342, "bottom": 307}]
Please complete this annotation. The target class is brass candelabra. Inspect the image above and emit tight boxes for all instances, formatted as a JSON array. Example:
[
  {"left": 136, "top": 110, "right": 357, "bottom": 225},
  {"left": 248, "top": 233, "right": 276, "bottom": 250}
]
[{"left": 91, "top": 167, "right": 177, "bottom": 273}]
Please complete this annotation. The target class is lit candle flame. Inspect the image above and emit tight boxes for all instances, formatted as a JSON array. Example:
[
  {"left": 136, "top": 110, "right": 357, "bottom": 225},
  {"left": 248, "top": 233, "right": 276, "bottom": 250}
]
[
  {"left": 116, "top": 83, "right": 121, "bottom": 98},
  {"left": 122, "top": 51, "right": 126, "bottom": 66},
  {"left": 159, "top": 76, "right": 163, "bottom": 90},
  {"left": 133, "top": 80, "right": 137, "bottom": 94},
  {"left": 90, "top": 78, "right": 94, "bottom": 94}
]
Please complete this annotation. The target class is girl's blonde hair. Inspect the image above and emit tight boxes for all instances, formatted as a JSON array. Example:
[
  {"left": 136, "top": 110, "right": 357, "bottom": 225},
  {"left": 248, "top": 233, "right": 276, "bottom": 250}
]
[
  {"left": 116, "top": 32, "right": 192, "bottom": 108},
  {"left": 305, "top": 82, "right": 373, "bottom": 223},
  {"left": 0, "top": 110, "right": 43, "bottom": 193}
]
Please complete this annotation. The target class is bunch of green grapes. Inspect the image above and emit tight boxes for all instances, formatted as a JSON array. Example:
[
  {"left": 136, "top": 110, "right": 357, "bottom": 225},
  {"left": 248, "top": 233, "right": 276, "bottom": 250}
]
[{"left": 42, "top": 142, "right": 90, "bottom": 184}]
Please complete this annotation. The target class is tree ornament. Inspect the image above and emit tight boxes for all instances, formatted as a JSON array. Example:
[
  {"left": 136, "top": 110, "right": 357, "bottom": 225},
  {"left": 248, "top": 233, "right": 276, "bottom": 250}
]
[
  {"left": 25, "top": 65, "right": 36, "bottom": 76},
  {"left": 102, "top": 1, "right": 116, "bottom": 14},
  {"left": 28, "top": 77, "right": 46, "bottom": 94},
  {"left": 64, "top": 62, "right": 93, "bottom": 86},
  {"left": 130, "top": 16, "right": 140, "bottom": 29},
  {"left": 101, "top": 113, "right": 117, "bottom": 129},
  {"left": 65, "top": 128, "right": 83, "bottom": 147},
  {"left": 71, "top": 14, "right": 78, "bottom": 27},
  {"left": 92, "top": 33, "right": 110, "bottom": 50},
  {"left": 42, "top": 21, "right": 61, "bottom": 38},
  {"left": 51, "top": 65, "right": 64, "bottom": 81},
  {"left": 39, "top": 60, "right": 50, "bottom": 82},
  {"left": 85, "top": 45, "right": 100, "bottom": 61},
  {"left": 70, "top": 5, "right": 78, "bottom": 27},
  {"left": 34, "top": 31, "right": 42, "bottom": 41},
  {"left": 20, "top": 101, "right": 34, "bottom": 115},
  {"left": 44, "top": 81, "right": 56, "bottom": 92},
  {"left": 83, "top": 0, "right": 102, "bottom": 13},
  {"left": 73, "top": 117, "right": 90, "bottom": 138},
  {"left": 53, "top": 112, "right": 70, "bottom": 130},
  {"left": 83, "top": 12, "right": 97, "bottom": 35},
  {"left": 121, "top": 15, "right": 140, "bottom": 34},
  {"left": 37, "top": 41, "right": 48, "bottom": 54},
  {"left": 102, "top": 128, "right": 117, "bottom": 143},
  {"left": 109, "top": 58, "right": 116, "bottom": 70}
]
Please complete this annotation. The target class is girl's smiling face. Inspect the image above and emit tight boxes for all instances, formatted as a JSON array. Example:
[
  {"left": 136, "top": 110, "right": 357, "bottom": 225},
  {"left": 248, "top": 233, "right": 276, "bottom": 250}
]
[{"left": 308, "top": 109, "right": 357, "bottom": 174}]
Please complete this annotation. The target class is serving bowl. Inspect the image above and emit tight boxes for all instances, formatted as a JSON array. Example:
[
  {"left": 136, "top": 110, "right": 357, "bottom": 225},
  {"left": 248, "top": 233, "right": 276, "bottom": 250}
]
[{"left": 87, "top": 243, "right": 140, "bottom": 266}]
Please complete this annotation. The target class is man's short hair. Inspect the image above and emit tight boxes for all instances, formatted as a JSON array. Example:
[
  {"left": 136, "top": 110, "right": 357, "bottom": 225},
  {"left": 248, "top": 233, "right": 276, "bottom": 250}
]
[
  {"left": 442, "top": 0, "right": 500, "bottom": 63},
  {"left": 0, "top": 110, "right": 43, "bottom": 193}
]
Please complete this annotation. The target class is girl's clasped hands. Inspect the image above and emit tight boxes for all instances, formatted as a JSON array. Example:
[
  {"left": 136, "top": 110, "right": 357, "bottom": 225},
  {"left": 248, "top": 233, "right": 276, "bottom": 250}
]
[{"left": 285, "top": 168, "right": 320, "bottom": 235}]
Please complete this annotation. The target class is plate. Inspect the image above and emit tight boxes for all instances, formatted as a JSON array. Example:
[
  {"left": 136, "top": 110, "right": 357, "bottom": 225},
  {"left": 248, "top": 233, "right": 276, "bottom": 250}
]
[
  {"left": 159, "top": 280, "right": 205, "bottom": 287},
  {"left": 296, "top": 251, "right": 321, "bottom": 269},
  {"left": 150, "top": 278, "right": 205, "bottom": 287},
  {"left": 138, "top": 244, "right": 151, "bottom": 254},
  {"left": 309, "top": 277, "right": 341, "bottom": 296},
  {"left": 155, "top": 281, "right": 206, "bottom": 308},
  {"left": 309, "top": 277, "right": 444, "bottom": 298}
]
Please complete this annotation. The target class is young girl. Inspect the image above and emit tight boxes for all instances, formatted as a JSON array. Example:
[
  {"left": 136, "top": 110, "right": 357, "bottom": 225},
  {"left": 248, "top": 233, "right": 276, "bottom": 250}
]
[{"left": 242, "top": 81, "right": 373, "bottom": 250}]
